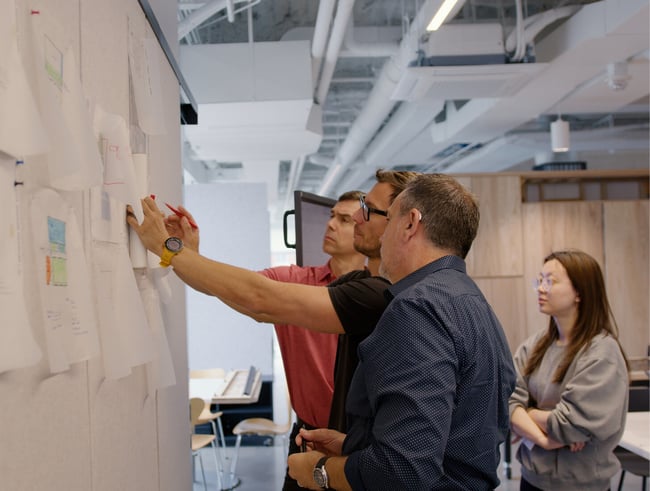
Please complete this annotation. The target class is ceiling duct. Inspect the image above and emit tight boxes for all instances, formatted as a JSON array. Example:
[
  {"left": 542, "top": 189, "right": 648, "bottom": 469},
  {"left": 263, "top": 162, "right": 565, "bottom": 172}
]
[
  {"left": 391, "top": 24, "right": 548, "bottom": 101},
  {"left": 318, "top": 0, "right": 454, "bottom": 196},
  {"left": 181, "top": 40, "right": 322, "bottom": 161}
]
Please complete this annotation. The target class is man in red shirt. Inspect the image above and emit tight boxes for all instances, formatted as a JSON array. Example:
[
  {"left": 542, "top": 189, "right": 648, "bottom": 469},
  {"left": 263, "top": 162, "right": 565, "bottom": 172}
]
[{"left": 260, "top": 190, "right": 365, "bottom": 490}]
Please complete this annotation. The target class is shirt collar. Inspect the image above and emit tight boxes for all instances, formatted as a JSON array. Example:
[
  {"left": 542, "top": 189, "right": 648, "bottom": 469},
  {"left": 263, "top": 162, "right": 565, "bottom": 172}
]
[
  {"left": 386, "top": 255, "right": 466, "bottom": 299},
  {"left": 317, "top": 260, "right": 337, "bottom": 282}
]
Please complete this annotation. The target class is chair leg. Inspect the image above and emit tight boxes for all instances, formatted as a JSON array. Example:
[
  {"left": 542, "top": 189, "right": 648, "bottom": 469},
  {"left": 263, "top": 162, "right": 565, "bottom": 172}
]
[
  {"left": 209, "top": 421, "right": 224, "bottom": 473},
  {"left": 210, "top": 439, "right": 223, "bottom": 490},
  {"left": 642, "top": 475, "right": 647, "bottom": 491},
  {"left": 197, "top": 452, "right": 208, "bottom": 491},
  {"left": 216, "top": 418, "right": 228, "bottom": 460},
  {"left": 617, "top": 469, "right": 625, "bottom": 491},
  {"left": 228, "top": 434, "right": 243, "bottom": 488},
  {"left": 211, "top": 418, "right": 228, "bottom": 465}
]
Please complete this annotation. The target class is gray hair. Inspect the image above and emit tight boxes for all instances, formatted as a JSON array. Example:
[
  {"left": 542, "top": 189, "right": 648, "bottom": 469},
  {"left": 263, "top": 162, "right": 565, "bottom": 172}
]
[{"left": 398, "top": 174, "right": 479, "bottom": 258}]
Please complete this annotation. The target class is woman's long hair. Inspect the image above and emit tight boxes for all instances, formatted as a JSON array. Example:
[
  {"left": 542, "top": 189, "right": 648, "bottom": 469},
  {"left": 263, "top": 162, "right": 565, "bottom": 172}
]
[{"left": 524, "top": 250, "right": 629, "bottom": 383}]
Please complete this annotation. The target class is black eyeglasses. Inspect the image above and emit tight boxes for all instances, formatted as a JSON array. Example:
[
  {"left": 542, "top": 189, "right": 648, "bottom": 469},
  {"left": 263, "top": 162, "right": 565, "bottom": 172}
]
[{"left": 359, "top": 195, "right": 388, "bottom": 222}]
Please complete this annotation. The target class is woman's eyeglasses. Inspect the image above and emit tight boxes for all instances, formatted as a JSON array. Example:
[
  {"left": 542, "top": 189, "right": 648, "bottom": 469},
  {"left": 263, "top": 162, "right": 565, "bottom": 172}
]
[{"left": 532, "top": 276, "right": 555, "bottom": 292}]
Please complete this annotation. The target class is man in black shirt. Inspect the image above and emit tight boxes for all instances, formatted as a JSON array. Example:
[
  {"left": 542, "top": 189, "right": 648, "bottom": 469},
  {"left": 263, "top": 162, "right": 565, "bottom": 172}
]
[
  {"left": 127, "top": 170, "right": 419, "bottom": 433},
  {"left": 288, "top": 174, "right": 516, "bottom": 491}
]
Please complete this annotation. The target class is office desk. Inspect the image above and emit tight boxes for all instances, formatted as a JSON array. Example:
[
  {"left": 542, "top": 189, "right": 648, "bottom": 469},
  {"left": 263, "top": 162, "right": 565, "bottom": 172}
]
[
  {"left": 189, "top": 368, "right": 262, "bottom": 405},
  {"left": 619, "top": 412, "right": 650, "bottom": 460},
  {"left": 189, "top": 368, "right": 262, "bottom": 490}
]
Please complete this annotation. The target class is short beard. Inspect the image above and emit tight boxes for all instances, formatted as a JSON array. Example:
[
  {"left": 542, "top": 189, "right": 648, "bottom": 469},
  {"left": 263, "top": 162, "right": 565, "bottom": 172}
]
[{"left": 354, "top": 243, "right": 380, "bottom": 259}]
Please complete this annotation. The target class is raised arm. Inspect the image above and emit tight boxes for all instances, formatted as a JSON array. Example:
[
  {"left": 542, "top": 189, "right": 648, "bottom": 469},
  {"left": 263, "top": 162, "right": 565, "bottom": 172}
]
[
  {"left": 173, "top": 248, "right": 344, "bottom": 332},
  {"left": 127, "top": 197, "right": 344, "bottom": 333}
]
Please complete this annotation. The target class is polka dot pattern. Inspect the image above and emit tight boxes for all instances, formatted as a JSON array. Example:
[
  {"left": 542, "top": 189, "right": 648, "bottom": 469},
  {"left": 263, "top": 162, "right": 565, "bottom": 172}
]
[{"left": 343, "top": 256, "right": 516, "bottom": 490}]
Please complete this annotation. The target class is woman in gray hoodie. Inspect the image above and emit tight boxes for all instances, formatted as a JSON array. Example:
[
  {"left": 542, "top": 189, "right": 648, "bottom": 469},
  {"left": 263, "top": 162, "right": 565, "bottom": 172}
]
[{"left": 509, "top": 249, "right": 629, "bottom": 491}]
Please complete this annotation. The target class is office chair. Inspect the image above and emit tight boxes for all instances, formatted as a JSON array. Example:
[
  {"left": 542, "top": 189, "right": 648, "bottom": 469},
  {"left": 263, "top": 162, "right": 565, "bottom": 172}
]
[
  {"left": 615, "top": 382, "right": 650, "bottom": 491},
  {"left": 227, "top": 385, "right": 293, "bottom": 487},
  {"left": 190, "top": 368, "right": 226, "bottom": 454},
  {"left": 190, "top": 398, "right": 220, "bottom": 491},
  {"left": 189, "top": 369, "right": 228, "bottom": 464}
]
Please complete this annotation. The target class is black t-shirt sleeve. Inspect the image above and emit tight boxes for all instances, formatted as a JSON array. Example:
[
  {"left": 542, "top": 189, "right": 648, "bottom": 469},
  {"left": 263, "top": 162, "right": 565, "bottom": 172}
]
[{"left": 327, "top": 270, "right": 391, "bottom": 336}]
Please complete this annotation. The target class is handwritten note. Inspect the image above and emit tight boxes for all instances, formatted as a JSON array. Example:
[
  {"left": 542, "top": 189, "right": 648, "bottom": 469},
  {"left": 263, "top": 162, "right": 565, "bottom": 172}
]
[
  {"left": 30, "top": 189, "right": 100, "bottom": 373},
  {"left": 28, "top": 15, "right": 102, "bottom": 190}
]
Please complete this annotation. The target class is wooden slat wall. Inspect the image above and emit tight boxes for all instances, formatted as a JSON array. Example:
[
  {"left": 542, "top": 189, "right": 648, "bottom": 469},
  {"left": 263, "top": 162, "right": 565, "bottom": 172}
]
[
  {"left": 456, "top": 174, "right": 648, "bottom": 357},
  {"left": 461, "top": 175, "right": 524, "bottom": 278},
  {"left": 603, "top": 201, "right": 650, "bottom": 357},
  {"left": 521, "top": 201, "right": 605, "bottom": 342},
  {"left": 473, "top": 277, "right": 528, "bottom": 352}
]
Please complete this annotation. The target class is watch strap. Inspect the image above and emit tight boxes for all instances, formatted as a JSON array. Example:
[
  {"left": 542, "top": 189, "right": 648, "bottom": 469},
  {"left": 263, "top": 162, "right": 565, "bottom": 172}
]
[
  {"left": 313, "top": 456, "right": 330, "bottom": 489},
  {"left": 159, "top": 247, "right": 176, "bottom": 267},
  {"left": 159, "top": 237, "right": 183, "bottom": 267}
]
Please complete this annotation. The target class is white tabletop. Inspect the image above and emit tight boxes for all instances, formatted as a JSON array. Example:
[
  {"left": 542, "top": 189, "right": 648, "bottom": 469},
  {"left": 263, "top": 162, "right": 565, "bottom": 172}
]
[
  {"left": 189, "top": 368, "right": 262, "bottom": 405},
  {"left": 619, "top": 411, "right": 650, "bottom": 460}
]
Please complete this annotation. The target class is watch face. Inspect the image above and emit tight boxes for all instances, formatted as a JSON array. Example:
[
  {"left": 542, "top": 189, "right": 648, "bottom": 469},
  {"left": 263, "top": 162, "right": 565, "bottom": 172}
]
[
  {"left": 313, "top": 468, "right": 326, "bottom": 488},
  {"left": 313, "top": 456, "right": 329, "bottom": 489},
  {"left": 165, "top": 237, "right": 183, "bottom": 252}
]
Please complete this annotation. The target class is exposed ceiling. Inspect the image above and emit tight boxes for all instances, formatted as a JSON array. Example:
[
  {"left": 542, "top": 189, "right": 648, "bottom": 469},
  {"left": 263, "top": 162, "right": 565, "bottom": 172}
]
[{"left": 177, "top": 0, "right": 650, "bottom": 224}]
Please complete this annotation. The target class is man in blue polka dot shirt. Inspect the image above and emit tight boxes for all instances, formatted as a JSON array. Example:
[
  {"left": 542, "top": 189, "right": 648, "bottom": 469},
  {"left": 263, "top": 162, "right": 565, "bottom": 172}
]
[{"left": 289, "top": 174, "right": 516, "bottom": 490}]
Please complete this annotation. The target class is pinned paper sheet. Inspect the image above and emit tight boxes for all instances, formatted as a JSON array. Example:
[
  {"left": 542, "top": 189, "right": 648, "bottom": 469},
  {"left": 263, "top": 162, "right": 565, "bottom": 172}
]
[
  {"left": 91, "top": 240, "right": 156, "bottom": 380},
  {"left": 0, "top": 15, "right": 49, "bottom": 158},
  {"left": 93, "top": 105, "right": 141, "bottom": 213},
  {"left": 89, "top": 186, "right": 127, "bottom": 244},
  {"left": 0, "top": 157, "right": 42, "bottom": 373},
  {"left": 28, "top": 15, "right": 102, "bottom": 190},
  {"left": 129, "top": 153, "right": 148, "bottom": 268},
  {"left": 30, "top": 189, "right": 101, "bottom": 374},
  {"left": 128, "top": 17, "right": 167, "bottom": 136},
  {"left": 136, "top": 271, "right": 176, "bottom": 395},
  {"left": 0, "top": 159, "right": 21, "bottom": 295}
]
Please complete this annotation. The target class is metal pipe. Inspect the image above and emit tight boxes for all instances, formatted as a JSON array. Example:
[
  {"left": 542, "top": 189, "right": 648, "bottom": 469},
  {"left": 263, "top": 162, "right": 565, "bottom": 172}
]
[
  {"left": 178, "top": 0, "right": 228, "bottom": 40},
  {"left": 319, "top": 0, "right": 451, "bottom": 195},
  {"left": 315, "top": 0, "right": 355, "bottom": 105}
]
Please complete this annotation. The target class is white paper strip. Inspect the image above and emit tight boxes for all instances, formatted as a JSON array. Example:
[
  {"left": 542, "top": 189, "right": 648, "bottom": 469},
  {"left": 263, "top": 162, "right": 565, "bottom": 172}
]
[
  {"left": 28, "top": 16, "right": 102, "bottom": 190},
  {"left": 127, "top": 19, "right": 167, "bottom": 136},
  {"left": 91, "top": 240, "right": 156, "bottom": 380},
  {"left": 0, "top": 157, "right": 42, "bottom": 373},
  {"left": 129, "top": 153, "right": 148, "bottom": 268},
  {"left": 0, "top": 19, "right": 49, "bottom": 158},
  {"left": 136, "top": 271, "right": 176, "bottom": 395},
  {"left": 93, "top": 105, "right": 142, "bottom": 214}
]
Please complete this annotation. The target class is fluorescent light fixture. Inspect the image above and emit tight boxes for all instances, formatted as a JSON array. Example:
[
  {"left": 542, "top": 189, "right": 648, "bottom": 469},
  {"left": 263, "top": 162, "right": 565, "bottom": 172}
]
[
  {"left": 426, "top": 0, "right": 461, "bottom": 31},
  {"left": 550, "top": 118, "right": 570, "bottom": 152}
]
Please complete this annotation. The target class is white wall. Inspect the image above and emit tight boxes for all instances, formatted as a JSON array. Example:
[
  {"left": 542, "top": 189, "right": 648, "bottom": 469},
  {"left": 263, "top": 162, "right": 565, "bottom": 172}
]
[
  {"left": 184, "top": 182, "right": 274, "bottom": 374},
  {"left": 0, "top": 1, "right": 190, "bottom": 490}
]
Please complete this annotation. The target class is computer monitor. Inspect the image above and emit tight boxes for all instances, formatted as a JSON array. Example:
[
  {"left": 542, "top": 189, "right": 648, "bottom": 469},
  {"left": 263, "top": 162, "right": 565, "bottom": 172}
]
[{"left": 283, "top": 191, "right": 335, "bottom": 267}]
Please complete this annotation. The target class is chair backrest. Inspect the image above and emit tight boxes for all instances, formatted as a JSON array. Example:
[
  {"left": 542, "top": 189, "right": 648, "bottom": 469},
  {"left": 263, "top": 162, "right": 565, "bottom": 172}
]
[
  {"left": 190, "top": 368, "right": 227, "bottom": 379},
  {"left": 190, "top": 398, "right": 207, "bottom": 428},
  {"left": 628, "top": 384, "right": 649, "bottom": 412}
]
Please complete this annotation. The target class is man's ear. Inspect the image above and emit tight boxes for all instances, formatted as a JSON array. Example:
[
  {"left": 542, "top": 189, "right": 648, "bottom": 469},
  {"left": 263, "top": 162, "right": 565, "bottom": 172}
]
[{"left": 406, "top": 209, "right": 421, "bottom": 233}]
